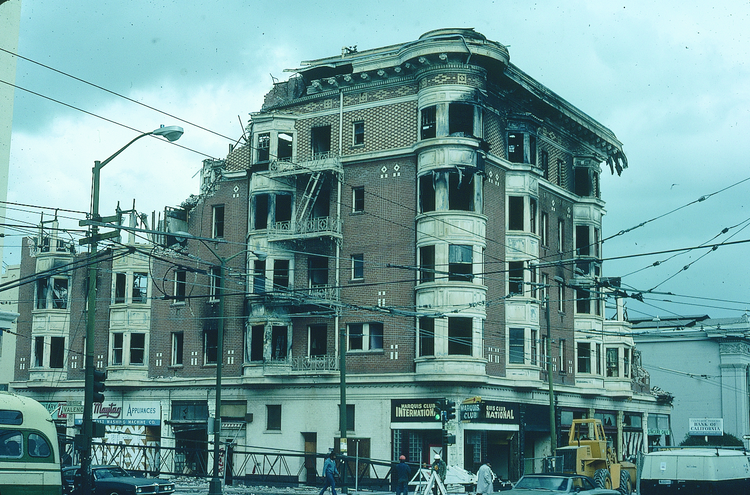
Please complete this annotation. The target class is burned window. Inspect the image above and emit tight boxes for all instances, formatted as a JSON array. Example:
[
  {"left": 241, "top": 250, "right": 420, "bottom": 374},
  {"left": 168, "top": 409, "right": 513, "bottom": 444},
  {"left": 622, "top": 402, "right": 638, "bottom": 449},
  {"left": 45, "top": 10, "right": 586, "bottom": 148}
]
[
  {"left": 606, "top": 348, "right": 619, "bottom": 377},
  {"left": 448, "top": 171, "right": 473, "bottom": 211},
  {"left": 312, "top": 185, "right": 331, "bottom": 218},
  {"left": 275, "top": 194, "right": 292, "bottom": 224},
  {"left": 51, "top": 278, "right": 68, "bottom": 309},
  {"left": 204, "top": 324, "right": 218, "bottom": 364},
  {"left": 309, "top": 324, "right": 327, "bottom": 356},
  {"left": 311, "top": 125, "right": 331, "bottom": 157},
  {"left": 576, "top": 288, "right": 591, "bottom": 314},
  {"left": 114, "top": 273, "right": 126, "bottom": 304},
  {"left": 34, "top": 336, "right": 44, "bottom": 367},
  {"left": 171, "top": 332, "right": 184, "bottom": 366},
  {"left": 509, "top": 328, "right": 524, "bottom": 364},
  {"left": 174, "top": 271, "right": 186, "bottom": 302},
  {"left": 273, "top": 260, "right": 290, "bottom": 290},
  {"left": 449, "top": 244, "right": 473, "bottom": 282},
  {"left": 271, "top": 326, "right": 287, "bottom": 360},
  {"left": 308, "top": 256, "right": 328, "bottom": 288},
  {"left": 212, "top": 205, "right": 225, "bottom": 238},
  {"left": 540, "top": 150, "right": 549, "bottom": 179},
  {"left": 508, "top": 261, "right": 524, "bottom": 295},
  {"left": 347, "top": 322, "right": 383, "bottom": 351},
  {"left": 254, "top": 194, "right": 269, "bottom": 230},
  {"left": 133, "top": 272, "right": 148, "bottom": 304},
  {"left": 449, "top": 103, "right": 474, "bottom": 136},
  {"left": 50, "top": 336, "right": 65, "bottom": 369},
  {"left": 576, "top": 225, "right": 591, "bottom": 256},
  {"left": 448, "top": 317, "right": 472, "bottom": 355},
  {"left": 419, "top": 317, "right": 434, "bottom": 357},
  {"left": 257, "top": 133, "right": 270, "bottom": 162},
  {"left": 541, "top": 212, "right": 549, "bottom": 246},
  {"left": 277, "top": 133, "right": 293, "bottom": 160},
  {"left": 419, "top": 174, "right": 436, "bottom": 213},
  {"left": 35, "top": 279, "right": 48, "bottom": 309},
  {"left": 353, "top": 121, "right": 364, "bottom": 146},
  {"left": 209, "top": 267, "right": 220, "bottom": 301},
  {"left": 112, "top": 333, "right": 124, "bottom": 365},
  {"left": 253, "top": 260, "right": 266, "bottom": 294},
  {"left": 419, "top": 245, "right": 435, "bottom": 283},
  {"left": 575, "top": 168, "right": 591, "bottom": 196},
  {"left": 508, "top": 196, "right": 524, "bottom": 231},
  {"left": 250, "top": 325, "right": 264, "bottom": 362},
  {"left": 421, "top": 106, "right": 436, "bottom": 139},
  {"left": 530, "top": 198, "right": 537, "bottom": 234},
  {"left": 508, "top": 133, "right": 524, "bottom": 163}
]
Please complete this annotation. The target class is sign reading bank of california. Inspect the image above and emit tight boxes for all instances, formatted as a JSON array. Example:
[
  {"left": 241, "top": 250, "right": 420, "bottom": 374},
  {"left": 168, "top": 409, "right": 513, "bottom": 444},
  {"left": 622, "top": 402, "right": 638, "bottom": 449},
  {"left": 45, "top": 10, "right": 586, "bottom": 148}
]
[{"left": 688, "top": 418, "right": 723, "bottom": 436}]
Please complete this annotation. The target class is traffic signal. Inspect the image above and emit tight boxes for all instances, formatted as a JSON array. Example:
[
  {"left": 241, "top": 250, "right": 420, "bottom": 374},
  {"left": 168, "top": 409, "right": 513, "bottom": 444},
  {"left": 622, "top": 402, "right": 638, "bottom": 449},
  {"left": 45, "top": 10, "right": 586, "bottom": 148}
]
[
  {"left": 443, "top": 430, "right": 456, "bottom": 445},
  {"left": 92, "top": 367, "right": 106, "bottom": 403},
  {"left": 445, "top": 400, "right": 456, "bottom": 420},
  {"left": 434, "top": 399, "right": 446, "bottom": 421}
]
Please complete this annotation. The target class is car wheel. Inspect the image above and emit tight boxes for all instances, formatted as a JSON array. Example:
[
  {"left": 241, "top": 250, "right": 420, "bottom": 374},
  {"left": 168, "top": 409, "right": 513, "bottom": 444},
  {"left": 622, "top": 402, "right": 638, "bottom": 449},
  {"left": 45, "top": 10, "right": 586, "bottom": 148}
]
[
  {"left": 106, "top": 491, "right": 122, "bottom": 495},
  {"left": 618, "top": 470, "right": 633, "bottom": 495},
  {"left": 594, "top": 468, "right": 612, "bottom": 489}
]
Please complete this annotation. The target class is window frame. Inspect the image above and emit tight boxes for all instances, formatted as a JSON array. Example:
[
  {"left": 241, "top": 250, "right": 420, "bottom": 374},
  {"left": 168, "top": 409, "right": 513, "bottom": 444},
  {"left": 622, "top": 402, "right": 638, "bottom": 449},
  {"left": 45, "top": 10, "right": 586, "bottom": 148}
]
[
  {"left": 346, "top": 322, "right": 384, "bottom": 352},
  {"left": 353, "top": 121, "right": 365, "bottom": 146},
  {"left": 448, "top": 244, "right": 473, "bottom": 282},
  {"left": 420, "top": 106, "right": 436, "bottom": 139},
  {"left": 508, "top": 261, "right": 525, "bottom": 296},
  {"left": 351, "top": 254, "right": 364, "bottom": 280},
  {"left": 448, "top": 317, "right": 472, "bottom": 356},
  {"left": 508, "top": 328, "right": 525, "bottom": 364},
  {"left": 266, "top": 404, "right": 282, "bottom": 431},
  {"left": 171, "top": 332, "right": 184, "bottom": 366},
  {"left": 174, "top": 270, "right": 187, "bottom": 303},
  {"left": 352, "top": 186, "right": 365, "bottom": 213},
  {"left": 212, "top": 205, "right": 225, "bottom": 238},
  {"left": 577, "top": 342, "right": 592, "bottom": 374}
]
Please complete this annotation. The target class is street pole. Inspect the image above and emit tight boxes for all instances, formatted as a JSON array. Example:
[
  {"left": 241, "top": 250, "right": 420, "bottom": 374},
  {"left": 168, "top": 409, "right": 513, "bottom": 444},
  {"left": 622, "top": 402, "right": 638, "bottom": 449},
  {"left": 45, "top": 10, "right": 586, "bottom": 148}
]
[
  {"left": 339, "top": 322, "right": 347, "bottom": 493},
  {"left": 208, "top": 260, "right": 225, "bottom": 495},
  {"left": 546, "top": 296, "right": 556, "bottom": 454},
  {"left": 79, "top": 126, "right": 182, "bottom": 495}
]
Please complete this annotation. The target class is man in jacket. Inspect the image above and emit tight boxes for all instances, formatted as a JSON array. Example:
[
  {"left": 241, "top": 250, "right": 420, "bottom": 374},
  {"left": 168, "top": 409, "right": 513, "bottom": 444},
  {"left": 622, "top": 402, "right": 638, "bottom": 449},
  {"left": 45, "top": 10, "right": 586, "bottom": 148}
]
[
  {"left": 431, "top": 454, "right": 446, "bottom": 494},
  {"left": 320, "top": 452, "right": 339, "bottom": 495},
  {"left": 395, "top": 454, "right": 412, "bottom": 495},
  {"left": 476, "top": 459, "right": 494, "bottom": 495}
]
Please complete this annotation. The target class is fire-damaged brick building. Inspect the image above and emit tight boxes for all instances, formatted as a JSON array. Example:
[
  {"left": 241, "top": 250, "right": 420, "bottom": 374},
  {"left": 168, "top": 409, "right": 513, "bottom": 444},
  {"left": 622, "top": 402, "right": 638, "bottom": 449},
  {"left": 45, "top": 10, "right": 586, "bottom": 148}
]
[{"left": 11, "top": 29, "right": 672, "bottom": 483}]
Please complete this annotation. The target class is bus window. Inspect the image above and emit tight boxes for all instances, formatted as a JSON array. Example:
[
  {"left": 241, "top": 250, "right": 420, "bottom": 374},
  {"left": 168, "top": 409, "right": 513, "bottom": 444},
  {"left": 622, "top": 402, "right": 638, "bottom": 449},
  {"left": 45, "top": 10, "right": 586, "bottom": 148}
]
[
  {"left": 0, "top": 431, "right": 23, "bottom": 458},
  {"left": 0, "top": 410, "right": 23, "bottom": 425},
  {"left": 28, "top": 433, "right": 51, "bottom": 458}
]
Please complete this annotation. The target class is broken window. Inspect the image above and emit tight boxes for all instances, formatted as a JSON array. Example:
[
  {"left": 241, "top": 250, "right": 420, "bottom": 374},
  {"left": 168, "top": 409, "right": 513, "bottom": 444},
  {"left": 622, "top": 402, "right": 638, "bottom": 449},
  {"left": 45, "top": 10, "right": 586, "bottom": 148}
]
[
  {"left": 449, "top": 103, "right": 474, "bottom": 136},
  {"left": 557, "top": 219, "right": 565, "bottom": 253},
  {"left": 271, "top": 326, "right": 288, "bottom": 360},
  {"left": 448, "top": 317, "right": 472, "bottom": 355},
  {"left": 530, "top": 198, "right": 537, "bottom": 234},
  {"left": 257, "top": 133, "right": 270, "bottom": 162},
  {"left": 353, "top": 121, "right": 364, "bottom": 145},
  {"left": 530, "top": 329, "right": 538, "bottom": 366},
  {"left": 606, "top": 347, "right": 619, "bottom": 377},
  {"left": 578, "top": 342, "right": 591, "bottom": 373},
  {"left": 576, "top": 225, "right": 591, "bottom": 256},
  {"left": 347, "top": 322, "right": 383, "bottom": 351},
  {"left": 419, "top": 174, "right": 436, "bottom": 213},
  {"left": 509, "top": 328, "right": 524, "bottom": 364},
  {"left": 52, "top": 278, "right": 68, "bottom": 309},
  {"left": 277, "top": 132, "right": 293, "bottom": 160},
  {"left": 130, "top": 333, "right": 145, "bottom": 365},
  {"left": 508, "top": 133, "right": 524, "bottom": 163},
  {"left": 213, "top": 205, "right": 225, "bottom": 238},
  {"left": 574, "top": 168, "right": 591, "bottom": 196},
  {"left": 308, "top": 256, "right": 328, "bottom": 288},
  {"left": 112, "top": 333, "right": 124, "bottom": 365},
  {"left": 449, "top": 244, "right": 473, "bottom": 282},
  {"left": 309, "top": 324, "right": 327, "bottom": 356},
  {"left": 540, "top": 150, "right": 549, "bottom": 179},
  {"left": 352, "top": 186, "right": 364, "bottom": 212},
  {"left": 35, "top": 279, "right": 48, "bottom": 310},
  {"left": 133, "top": 272, "right": 148, "bottom": 304},
  {"left": 114, "top": 273, "right": 126, "bottom": 304},
  {"left": 311, "top": 125, "right": 331, "bottom": 157},
  {"left": 204, "top": 319, "right": 218, "bottom": 364},
  {"left": 508, "top": 261, "right": 524, "bottom": 295},
  {"left": 576, "top": 288, "right": 591, "bottom": 314},
  {"left": 275, "top": 194, "right": 292, "bottom": 224},
  {"left": 448, "top": 170, "right": 473, "bottom": 211},
  {"left": 253, "top": 260, "right": 266, "bottom": 294},
  {"left": 351, "top": 254, "right": 364, "bottom": 280},
  {"left": 174, "top": 271, "right": 186, "bottom": 302},
  {"left": 558, "top": 282, "right": 565, "bottom": 313},
  {"left": 171, "top": 332, "right": 184, "bottom": 366},
  {"left": 250, "top": 325, "right": 264, "bottom": 362},
  {"left": 34, "top": 336, "right": 44, "bottom": 367},
  {"left": 419, "top": 317, "right": 434, "bottom": 357},
  {"left": 421, "top": 106, "right": 436, "bottom": 139},
  {"left": 559, "top": 338, "right": 567, "bottom": 374},
  {"left": 209, "top": 267, "right": 220, "bottom": 301},
  {"left": 419, "top": 245, "right": 435, "bottom": 283},
  {"left": 312, "top": 185, "right": 330, "bottom": 218},
  {"left": 273, "top": 260, "right": 290, "bottom": 290},
  {"left": 254, "top": 194, "right": 269, "bottom": 230},
  {"left": 541, "top": 212, "right": 549, "bottom": 246},
  {"left": 508, "top": 196, "right": 524, "bottom": 231}
]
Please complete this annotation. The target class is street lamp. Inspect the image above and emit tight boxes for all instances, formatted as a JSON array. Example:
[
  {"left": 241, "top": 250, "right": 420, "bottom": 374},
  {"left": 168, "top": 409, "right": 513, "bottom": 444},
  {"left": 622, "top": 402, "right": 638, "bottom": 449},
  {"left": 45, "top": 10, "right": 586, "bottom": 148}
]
[{"left": 80, "top": 125, "right": 183, "bottom": 495}]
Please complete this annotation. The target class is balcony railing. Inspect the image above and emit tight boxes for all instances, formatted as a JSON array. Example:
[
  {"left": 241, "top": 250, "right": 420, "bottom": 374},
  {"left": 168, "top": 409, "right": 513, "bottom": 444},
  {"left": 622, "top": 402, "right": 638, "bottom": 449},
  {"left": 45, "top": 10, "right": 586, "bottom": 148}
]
[
  {"left": 269, "top": 152, "right": 342, "bottom": 177},
  {"left": 290, "top": 354, "right": 338, "bottom": 372},
  {"left": 268, "top": 216, "right": 342, "bottom": 240}
]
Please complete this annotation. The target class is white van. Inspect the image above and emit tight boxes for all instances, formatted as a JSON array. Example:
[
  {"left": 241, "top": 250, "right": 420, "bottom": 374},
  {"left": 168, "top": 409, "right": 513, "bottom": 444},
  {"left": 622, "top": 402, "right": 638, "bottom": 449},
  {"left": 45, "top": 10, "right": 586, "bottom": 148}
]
[{"left": 640, "top": 448, "right": 750, "bottom": 494}]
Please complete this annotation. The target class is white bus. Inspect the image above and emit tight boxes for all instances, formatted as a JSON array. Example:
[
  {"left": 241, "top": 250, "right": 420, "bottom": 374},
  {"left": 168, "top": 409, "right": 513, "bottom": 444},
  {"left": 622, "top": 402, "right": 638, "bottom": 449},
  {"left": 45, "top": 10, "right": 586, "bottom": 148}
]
[{"left": 0, "top": 392, "right": 62, "bottom": 495}]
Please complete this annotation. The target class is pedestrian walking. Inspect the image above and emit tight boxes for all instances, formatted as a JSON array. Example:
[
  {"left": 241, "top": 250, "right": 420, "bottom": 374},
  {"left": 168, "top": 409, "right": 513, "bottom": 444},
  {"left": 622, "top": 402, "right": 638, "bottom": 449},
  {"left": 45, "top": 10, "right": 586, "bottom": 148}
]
[
  {"left": 319, "top": 452, "right": 339, "bottom": 495},
  {"left": 431, "top": 454, "right": 446, "bottom": 495},
  {"left": 395, "top": 454, "right": 412, "bottom": 495},
  {"left": 476, "top": 459, "right": 493, "bottom": 495}
]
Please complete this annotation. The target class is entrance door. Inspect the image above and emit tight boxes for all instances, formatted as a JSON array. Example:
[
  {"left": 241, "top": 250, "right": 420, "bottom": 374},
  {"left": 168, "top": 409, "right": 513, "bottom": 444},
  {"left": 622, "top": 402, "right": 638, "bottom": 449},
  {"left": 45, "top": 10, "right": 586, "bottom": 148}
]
[{"left": 303, "top": 432, "right": 317, "bottom": 485}]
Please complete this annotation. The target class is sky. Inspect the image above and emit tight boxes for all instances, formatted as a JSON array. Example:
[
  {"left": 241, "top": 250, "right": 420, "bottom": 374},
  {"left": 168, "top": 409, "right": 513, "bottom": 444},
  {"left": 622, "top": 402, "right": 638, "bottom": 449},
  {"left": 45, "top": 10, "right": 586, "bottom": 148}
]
[{"left": 4, "top": 0, "right": 750, "bottom": 323}]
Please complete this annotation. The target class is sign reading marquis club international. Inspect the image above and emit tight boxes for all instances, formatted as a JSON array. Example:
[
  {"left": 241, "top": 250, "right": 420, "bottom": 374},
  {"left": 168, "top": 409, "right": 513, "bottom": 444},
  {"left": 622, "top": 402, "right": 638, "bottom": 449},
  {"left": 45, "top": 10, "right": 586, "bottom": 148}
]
[{"left": 391, "top": 399, "right": 442, "bottom": 423}]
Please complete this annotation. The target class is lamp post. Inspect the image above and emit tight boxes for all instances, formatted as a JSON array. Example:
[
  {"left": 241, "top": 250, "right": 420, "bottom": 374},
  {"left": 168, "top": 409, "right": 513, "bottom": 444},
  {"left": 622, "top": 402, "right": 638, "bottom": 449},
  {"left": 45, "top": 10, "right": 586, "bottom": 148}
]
[{"left": 80, "top": 125, "right": 183, "bottom": 495}]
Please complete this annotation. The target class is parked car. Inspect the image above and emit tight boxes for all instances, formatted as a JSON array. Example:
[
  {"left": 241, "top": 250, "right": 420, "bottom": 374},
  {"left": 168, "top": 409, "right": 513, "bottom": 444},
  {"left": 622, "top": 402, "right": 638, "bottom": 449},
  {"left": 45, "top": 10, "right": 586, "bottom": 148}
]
[
  {"left": 505, "top": 473, "right": 620, "bottom": 494},
  {"left": 62, "top": 465, "right": 175, "bottom": 495}
]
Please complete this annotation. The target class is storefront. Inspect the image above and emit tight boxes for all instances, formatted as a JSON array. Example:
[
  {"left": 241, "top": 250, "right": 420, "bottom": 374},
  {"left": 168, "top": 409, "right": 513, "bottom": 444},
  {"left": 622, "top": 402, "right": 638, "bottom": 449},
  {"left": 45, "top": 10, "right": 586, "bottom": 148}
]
[
  {"left": 390, "top": 399, "right": 443, "bottom": 465},
  {"left": 460, "top": 399, "right": 520, "bottom": 480}
]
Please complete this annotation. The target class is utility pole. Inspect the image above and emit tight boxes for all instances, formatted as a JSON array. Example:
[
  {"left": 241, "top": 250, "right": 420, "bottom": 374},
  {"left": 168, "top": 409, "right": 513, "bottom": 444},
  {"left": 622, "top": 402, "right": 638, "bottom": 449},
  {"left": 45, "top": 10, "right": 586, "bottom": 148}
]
[
  {"left": 546, "top": 295, "right": 556, "bottom": 452},
  {"left": 339, "top": 323, "right": 347, "bottom": 493}
]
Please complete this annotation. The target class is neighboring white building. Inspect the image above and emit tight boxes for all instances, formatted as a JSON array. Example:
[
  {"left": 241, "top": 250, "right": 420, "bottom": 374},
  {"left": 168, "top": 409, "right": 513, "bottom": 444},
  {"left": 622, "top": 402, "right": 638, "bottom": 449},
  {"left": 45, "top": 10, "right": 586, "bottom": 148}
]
[
  {"left": 0, "top": 265, "right": 20, "bottom": 391},
  {"left": 631, "top": 314, "right": 750, "bottom": 448}
]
